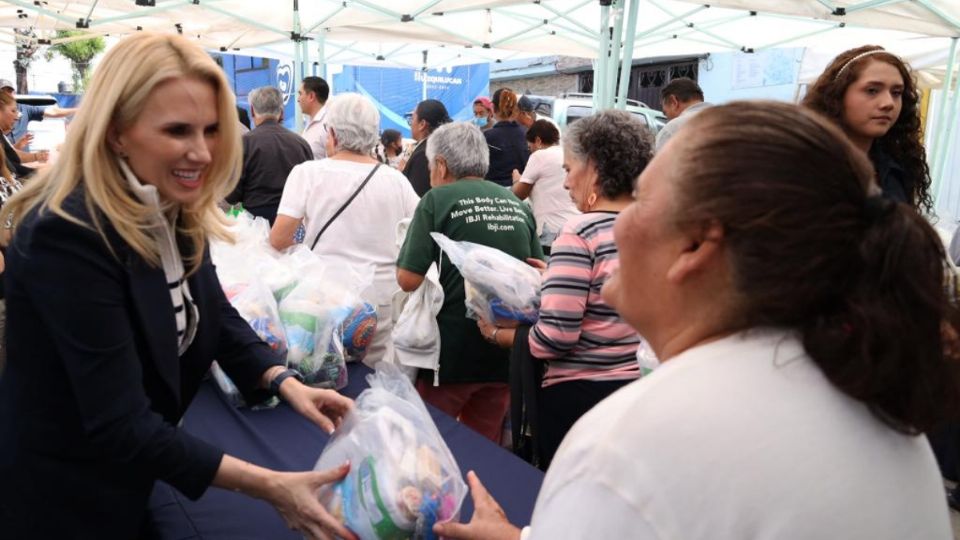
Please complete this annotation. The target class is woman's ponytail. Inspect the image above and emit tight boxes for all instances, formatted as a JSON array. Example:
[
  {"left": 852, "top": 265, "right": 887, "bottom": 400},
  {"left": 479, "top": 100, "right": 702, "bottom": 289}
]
[
  {"left": 492, "top": 88, "right": 518, "bottom": 120},
  {"left": 802, "top": 202, "right": 959, "bottom": 434}
]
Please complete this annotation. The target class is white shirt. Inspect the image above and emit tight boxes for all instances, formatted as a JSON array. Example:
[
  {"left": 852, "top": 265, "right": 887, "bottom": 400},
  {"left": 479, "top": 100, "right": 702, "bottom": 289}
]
[
  {"left": 526, "top": 328, "right": 951, "bottom": 540},
  {"left": 518, "top": 145, "right": 579, "bottom": 235},
  {"left": 301, "top": 107, "right": 328, "bottom": 160},
  {"left": 655, "top": 101, "right": 713, "bottom": 152},
  {"left": 277, "top": 159, "right": 420, "bottom": 303}
]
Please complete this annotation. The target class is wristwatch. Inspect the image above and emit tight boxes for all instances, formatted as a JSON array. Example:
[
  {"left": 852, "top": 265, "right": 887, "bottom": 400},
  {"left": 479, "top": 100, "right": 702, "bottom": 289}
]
[{"left": 269, "top": 368, "right": 304, "bottom": 397}]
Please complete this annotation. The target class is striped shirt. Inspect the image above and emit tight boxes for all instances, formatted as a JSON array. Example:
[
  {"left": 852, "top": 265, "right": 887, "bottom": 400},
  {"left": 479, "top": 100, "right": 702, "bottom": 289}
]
[
  {"left": 120, "top": 160, "right": 198, "bottom": 354},
  {"left": 529, "top": 211, "right": 641, "bottom": 387}
]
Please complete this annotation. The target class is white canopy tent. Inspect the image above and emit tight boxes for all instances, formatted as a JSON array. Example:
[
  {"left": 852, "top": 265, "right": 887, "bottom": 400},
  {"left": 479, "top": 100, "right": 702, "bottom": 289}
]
[{"left": 0, "top": 0, "right": 958, "bottom": 202}]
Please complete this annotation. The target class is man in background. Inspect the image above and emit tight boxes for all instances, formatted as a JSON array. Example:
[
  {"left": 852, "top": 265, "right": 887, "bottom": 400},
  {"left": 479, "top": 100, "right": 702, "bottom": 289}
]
[
  {"left": 0, "top": 79, "right": 76, "bottom": 146},
  {"left": 298, "top": 76, "right": 330, "bottom": 160},
  {"left": 655, "top": 77, "right": 711, "bottom": 151},
  {"left": 226, "top": 86, "right": 312, "bottom": 225}
]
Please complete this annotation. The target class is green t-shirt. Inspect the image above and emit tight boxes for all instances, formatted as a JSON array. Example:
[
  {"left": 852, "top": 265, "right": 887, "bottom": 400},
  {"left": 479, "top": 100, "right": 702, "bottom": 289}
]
[{"left": 397, "top": 178, "right": 544, "bottom": 384}]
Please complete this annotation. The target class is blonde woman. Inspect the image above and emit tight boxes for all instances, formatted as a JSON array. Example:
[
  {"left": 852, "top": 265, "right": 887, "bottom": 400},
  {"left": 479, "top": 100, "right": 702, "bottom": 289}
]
[{"left": 0, "top": 33, "right": 356, "bottom": 540}]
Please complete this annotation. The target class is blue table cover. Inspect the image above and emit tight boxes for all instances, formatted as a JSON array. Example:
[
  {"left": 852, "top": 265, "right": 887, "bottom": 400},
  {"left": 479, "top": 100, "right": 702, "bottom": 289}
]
[{"left": 148, "top": 363, "right": 544, "bottom": 539}]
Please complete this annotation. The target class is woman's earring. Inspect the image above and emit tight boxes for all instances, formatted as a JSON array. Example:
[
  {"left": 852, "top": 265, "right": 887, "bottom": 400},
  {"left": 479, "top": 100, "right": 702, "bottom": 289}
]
[{"left": 587, "top": 192, "right": 598, "bottom": 209}]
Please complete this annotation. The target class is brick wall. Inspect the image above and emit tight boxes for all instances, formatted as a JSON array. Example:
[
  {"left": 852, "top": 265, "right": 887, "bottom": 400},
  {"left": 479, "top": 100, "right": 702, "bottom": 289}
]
[{"left": 491, "top": 73, "right": 580, "bottom": 97}]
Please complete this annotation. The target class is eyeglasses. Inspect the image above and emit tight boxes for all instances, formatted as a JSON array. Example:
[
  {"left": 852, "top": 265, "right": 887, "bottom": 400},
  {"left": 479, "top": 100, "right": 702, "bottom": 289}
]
[{"left": 404, "top": 113, "right": 414, "bottom": 126}]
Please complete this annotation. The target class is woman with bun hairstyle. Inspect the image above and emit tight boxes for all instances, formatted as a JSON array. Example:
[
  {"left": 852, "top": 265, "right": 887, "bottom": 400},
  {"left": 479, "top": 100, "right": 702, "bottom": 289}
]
[
  {"left": 484, "top": 88, "right": 530, "bottom": 187},
  {"left": 803, "top": 45, "right": 932, "bottom": 213},
  {"left": 434, "top": 101, "right": 958, "bottom": 540}
]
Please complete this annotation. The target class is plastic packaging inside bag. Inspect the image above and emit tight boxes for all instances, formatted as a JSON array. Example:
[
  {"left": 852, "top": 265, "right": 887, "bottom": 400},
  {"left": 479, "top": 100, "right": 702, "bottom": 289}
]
[
  {"left": 316, "top": 363, "right": 467, "bottom": 539},
  {"left": 229, "top": 281, "right": 288, "bottom": 357},
  {"left": 430, "top": 233, "right": 541, "bottom": 326},
  {"left": 278, "top": 263, "right": 378, "bottom": 389}
]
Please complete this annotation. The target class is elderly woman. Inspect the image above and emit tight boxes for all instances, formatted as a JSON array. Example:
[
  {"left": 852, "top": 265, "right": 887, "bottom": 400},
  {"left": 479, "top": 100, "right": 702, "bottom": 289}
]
[
  {"left": 481, "top": 110, "right": 648, "bottom": 467},
  {"left": 397, "top": 122, "right": 543, "bottom": 443},
  {"left": 436, "top": 101, "right": 957, "bottom": 539},
  {"left": 0, "top": 33, "right": 354, "bottom": 539},
  {"left": 271, "top": 93, "right": 420, "bottom": 366}
]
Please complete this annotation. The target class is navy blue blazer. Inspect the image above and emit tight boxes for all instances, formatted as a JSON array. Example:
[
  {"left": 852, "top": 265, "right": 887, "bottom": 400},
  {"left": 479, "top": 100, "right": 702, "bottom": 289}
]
[{"left": 0, "top": 189, "right": 283, "bottom": 538}]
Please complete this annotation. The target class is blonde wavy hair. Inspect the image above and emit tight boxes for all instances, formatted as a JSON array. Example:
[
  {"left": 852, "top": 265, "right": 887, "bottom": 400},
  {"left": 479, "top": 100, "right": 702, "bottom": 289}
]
[{"left": 0, "top": 32, "right": 241, "bottom": 273}]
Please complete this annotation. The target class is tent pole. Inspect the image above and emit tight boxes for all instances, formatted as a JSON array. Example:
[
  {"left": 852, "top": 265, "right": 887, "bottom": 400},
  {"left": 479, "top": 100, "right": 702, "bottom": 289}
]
[
  {"left": 935, "top": 52, "right": 960, "bottom": 200},
  {"left": 595, "top": 2, "right": 611, "bottom": 111},
  {"left": 616, "top": 0, "right": 639, "bottom": 109},
  {"left": 317, "top": 31, "right": 327, "bottom": 81},
  {"left": 931, "top": 36, "right": 958, "bottom": 187},
  {"left": 607, "top": 0, "right": 625, "bottom": 109},
  {"left": 293, "top": 0, "right": 303, "bottom": 132}
]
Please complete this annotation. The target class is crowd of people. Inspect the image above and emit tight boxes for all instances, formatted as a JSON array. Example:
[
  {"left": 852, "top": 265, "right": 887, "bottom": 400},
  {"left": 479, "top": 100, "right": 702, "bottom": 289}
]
[{"left": 0, "top": 31, "right": 956, "bottom": 540}]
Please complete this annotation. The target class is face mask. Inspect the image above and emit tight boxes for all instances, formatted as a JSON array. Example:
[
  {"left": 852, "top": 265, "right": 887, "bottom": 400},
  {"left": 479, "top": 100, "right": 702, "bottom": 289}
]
[{"left": 472, "top": 116, "right": 487, "bottom": 127}]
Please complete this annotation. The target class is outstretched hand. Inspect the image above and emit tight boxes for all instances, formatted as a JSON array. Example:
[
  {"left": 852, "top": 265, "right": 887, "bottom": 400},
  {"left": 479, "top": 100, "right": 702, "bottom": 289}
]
[
  {"left": 280, "top": 381, "right": 353, "bottom": 434},
  {"left": 268, "top": 463, "right": 358, "bottom": 540},
  {"left": 433, "top": 471, "right": 522, "bottom": 540}
]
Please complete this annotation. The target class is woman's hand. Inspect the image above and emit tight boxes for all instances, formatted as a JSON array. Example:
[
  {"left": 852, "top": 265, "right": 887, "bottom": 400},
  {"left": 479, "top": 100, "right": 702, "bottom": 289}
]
[
  {"left": 477, "top": 317, "right": 498, "bottom": 342},
  {"left": 280, "top": 381, "right": 353, "bottom": 434},
  {"left": 511, "top": 169, "right": 522, "bottom": 184},
  {"left": 526, "top": 258, "right": 547, "bottom": 276},
  {"left": 433, "top": 471, "right": 521, "bottom": 540},
  {"left": 265, "top": 463, "right": 359, "bottom": 540}
]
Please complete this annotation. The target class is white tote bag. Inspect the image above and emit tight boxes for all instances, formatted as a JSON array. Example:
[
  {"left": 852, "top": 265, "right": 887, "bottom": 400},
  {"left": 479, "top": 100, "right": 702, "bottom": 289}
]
[{"left": 391, "top": 262, "right": 444, "bottom": 385}]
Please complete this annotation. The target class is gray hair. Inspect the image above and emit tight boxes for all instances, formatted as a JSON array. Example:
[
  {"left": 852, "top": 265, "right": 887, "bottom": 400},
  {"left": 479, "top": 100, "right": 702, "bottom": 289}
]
[
  {"left": 248, "top": 86, "right": 283, "bottom": 119},
  {"left": 426, "top": 122, "right": 488, "bottom": 179},
  {"left": 564, "top": 110, "right": 653, "bottom": 199},
  {"left": 325, "top": 93, "right": 380, "bottom": 154}
]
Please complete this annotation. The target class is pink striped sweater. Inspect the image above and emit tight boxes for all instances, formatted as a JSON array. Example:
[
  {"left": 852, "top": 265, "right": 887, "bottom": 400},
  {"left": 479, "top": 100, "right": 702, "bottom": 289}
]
[{"left": 529, "top": 211, "right": 642, "bottom": 387}]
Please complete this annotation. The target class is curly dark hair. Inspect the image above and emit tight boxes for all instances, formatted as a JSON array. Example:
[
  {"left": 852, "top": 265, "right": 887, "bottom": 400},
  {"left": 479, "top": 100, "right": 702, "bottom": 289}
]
[
  {"left": 563, "top": 110, "right": 654, "bottom": 199},
  {"left": 802, "top": 45, "right": 932, "bottom": 214}
]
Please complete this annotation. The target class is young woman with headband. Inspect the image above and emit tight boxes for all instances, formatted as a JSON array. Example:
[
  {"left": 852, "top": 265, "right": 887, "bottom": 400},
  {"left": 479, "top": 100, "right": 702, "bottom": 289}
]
[{"left": 803, "top": 45, "right": 932, "bottom": 213}]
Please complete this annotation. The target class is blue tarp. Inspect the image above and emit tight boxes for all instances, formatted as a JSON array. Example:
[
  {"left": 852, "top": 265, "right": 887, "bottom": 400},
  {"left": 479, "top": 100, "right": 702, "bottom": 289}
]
[{"left": 334, "top": 64, "right": 490, "bottom": 138}]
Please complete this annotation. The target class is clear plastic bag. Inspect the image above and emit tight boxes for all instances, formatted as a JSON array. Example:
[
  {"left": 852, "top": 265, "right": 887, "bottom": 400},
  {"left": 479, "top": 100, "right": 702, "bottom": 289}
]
[
  {"left": 316, "top": 363, "right": 467, "bottom": 539},
  {"left": 278, "top": 264, "right": 378, "bottom": 389},
  {"left": 209, "top": 361, "right": 245, "bottom": 409},
  {"left": 229, "top": 281, "right": 288, "bottom": 358},
  {"left": 430, "top": 233, "right": 541, "bottom": 326}
]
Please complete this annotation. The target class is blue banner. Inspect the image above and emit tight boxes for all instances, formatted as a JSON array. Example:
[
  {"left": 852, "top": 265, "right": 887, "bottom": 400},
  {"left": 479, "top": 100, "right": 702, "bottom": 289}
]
[
  {"left": 219, "top": 54, "right": 298, "bottom": 130},
  {"left": 334, "top": 64, "right": 490, "bottom": 138}
]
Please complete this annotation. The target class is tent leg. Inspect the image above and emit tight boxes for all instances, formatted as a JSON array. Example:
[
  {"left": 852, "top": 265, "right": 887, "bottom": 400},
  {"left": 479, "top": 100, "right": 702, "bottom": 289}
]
[
  {"left": 616, "top": 0, "right": 640, "bottom": 109},
  {"left": 292, "top": 0, "right": 304, "bottom": 131},
  {"left": 595, "top": 3, "right": 611, "bottom": 111},
  {"left": 935, "top": 64, "right": 960, "bottom": 205},
  {"left": 318, "top": 31, "right": 327, "bottom": 81},
  {"left": 931, "top": 36, "right": 959, "bottom": 195},
  {"left": 606, "top": 0, "right": 624, "bottom": 109}
]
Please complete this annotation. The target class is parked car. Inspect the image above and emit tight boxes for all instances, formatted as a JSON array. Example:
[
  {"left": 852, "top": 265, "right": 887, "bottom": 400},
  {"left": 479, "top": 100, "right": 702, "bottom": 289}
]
[{"left": 524, "top": 93, "right": 667, "bottom": 133}]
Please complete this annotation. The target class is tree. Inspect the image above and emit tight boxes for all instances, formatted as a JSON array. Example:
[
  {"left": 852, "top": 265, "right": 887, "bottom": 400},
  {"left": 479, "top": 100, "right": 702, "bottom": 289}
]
[
  {"left": 47, "top": 30, "right": 105, "bottom": 92},
  {"left": 14, "top": 28, "right": 40, "bottom": 94}
]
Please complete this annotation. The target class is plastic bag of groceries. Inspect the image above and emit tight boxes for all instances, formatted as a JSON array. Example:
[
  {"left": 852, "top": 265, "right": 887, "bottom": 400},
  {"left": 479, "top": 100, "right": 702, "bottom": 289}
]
[
  {"left": 429, "top": 233, "right": 541, "bottom": 326},
  {"left": 278, "top": 263, "right": 378, "bottom": 389},
  {"left": 316, "top": 363, "right": 467, "bottom": 540},
  {"left": 229, "top": 281, "right": 288, "bottom": 358}
]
